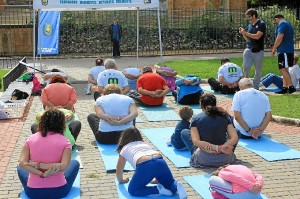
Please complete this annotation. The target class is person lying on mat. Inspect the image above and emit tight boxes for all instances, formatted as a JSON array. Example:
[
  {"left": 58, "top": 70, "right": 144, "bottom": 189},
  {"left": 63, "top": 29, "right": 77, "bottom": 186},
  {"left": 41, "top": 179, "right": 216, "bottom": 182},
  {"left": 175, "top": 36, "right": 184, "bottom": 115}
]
[
  {"left": 172, "top": 74, "right": 204, "bottom": 105},
  {"left": 41, "top": 74, "right": 77, "bottom": 112},
  {"left": 17, "top": 109, "right": 80, "bottom": 199},
  {"left": 232, "top": 78, "right": 272, "bottom": 139},
  {"left": 156, "top": 66, "right": 178, "bottom": 91},
  {"left": 181, "top": 93, "right": 238, "bottom": 168},
  {"left": 116, "top": 127, "right": 188, "bottom": 199},
  {"left": 31, "top": 108, "right": 81, "bottom": 146},
  {"left": 128, "top": 66, "right": 170, "bottom": 106},
  {"left": 87, "top": 84, "right": 138, "bottom": 144},
  {"left": 169, "top": 106, "right": 193, "bottom": 150},
  {"left": 208, "top": 57, "right": 243, "bottom": 94},
  {"left": 261, "top": 53, "right": 300, "bottom": 90},
  {"left": 209, "top": 164, "right": 264, "bottom": 199}
]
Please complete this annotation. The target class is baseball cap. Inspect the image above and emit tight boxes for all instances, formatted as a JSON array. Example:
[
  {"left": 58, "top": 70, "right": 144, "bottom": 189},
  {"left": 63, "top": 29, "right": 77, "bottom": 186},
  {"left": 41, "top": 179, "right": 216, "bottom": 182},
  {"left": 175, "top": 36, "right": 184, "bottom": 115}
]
[{"left": 142, "top": 66, "right": 152, "bottom": 74}]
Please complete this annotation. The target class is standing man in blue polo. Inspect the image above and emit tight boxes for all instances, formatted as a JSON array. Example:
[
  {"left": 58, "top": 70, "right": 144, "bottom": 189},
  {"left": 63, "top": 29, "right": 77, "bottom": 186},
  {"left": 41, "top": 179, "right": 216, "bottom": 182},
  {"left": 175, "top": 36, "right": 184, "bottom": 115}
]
[
  {"left": 239, "top": 8, "right": 266, "bottom": 90},
  {"left": 271, "top": 14, "right": 296, "bottom": 94},
  {"left": 109, "top": 17, "right": 122, "bottom": 58}
]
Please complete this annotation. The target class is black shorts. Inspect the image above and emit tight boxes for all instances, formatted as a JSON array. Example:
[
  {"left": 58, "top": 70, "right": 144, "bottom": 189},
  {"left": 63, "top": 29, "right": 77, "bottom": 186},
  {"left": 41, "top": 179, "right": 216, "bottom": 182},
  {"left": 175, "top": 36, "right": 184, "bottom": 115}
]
[{"left": 278, "top": 53, "right": 294, "bottom": 69}]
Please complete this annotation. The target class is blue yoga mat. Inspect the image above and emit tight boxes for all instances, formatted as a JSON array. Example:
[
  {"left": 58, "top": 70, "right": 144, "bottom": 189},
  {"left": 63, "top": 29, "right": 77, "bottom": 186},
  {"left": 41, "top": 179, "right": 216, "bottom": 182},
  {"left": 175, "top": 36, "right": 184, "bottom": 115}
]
[
  {"left": 141, "top": 127, "right": 190, "bottom": 168},
  {"left": 264, "top": 87, "right": 281, "bottom": 92},
  {"left": 238, "top": 135, "right": 300, "bottom": 161},
  {"left": 20, "top": 172, "right": 80, "bottom": 199},
  {"left": 136, "top": 117, "right": 144, "bottom": 123},
  {"left": 139, "top": 104, "right": 180, "bottom": 122},
  {"left": 171, "top": 100, "right": 202, "bottom": 115},
  {"left": 115, "top": 178, "right": 180, "bottom": 199},
  {"left": 202, "top": 86, "right": 234, "bottom": 98},
  {"left": 72, "top": 146, "right": 83, "bottom": 169},
  {"left": 183, "top": 174, "right": 267, "bottom": 199},
  {"left": 96, "top": 141, "right": 134, "bottom": 172}
]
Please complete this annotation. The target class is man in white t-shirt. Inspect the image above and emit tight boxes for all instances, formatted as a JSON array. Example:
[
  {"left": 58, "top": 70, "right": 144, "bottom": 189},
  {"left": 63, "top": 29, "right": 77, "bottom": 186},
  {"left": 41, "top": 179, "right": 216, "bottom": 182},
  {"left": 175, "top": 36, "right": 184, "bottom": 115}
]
[
  {"left": 93, "top": 59, "right": 130, "bottom": 100},
  {"left": 232, "top": 78, "right": 272, "bottom": 139},
  {"left": 208, "top": 58, "right": 243, "bottom": 94}
]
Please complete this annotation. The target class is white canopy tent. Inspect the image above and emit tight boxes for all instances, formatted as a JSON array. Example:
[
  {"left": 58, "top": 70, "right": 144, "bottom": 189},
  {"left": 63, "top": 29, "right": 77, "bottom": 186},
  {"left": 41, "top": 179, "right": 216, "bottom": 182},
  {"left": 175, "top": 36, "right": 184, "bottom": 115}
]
[{"left": 32, "top": 0, "right": 163, "bottom": 67}]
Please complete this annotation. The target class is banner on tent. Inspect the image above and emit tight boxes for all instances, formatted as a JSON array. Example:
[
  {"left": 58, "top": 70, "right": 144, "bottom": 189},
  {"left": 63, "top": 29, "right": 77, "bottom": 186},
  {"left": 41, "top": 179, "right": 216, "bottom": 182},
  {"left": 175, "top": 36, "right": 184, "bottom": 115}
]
[
  {"left": 37, "top": 11, "right": 61, "bottom": 55},
  {"left": 33, "top": 0, "right": 159, "bottom": 10}
]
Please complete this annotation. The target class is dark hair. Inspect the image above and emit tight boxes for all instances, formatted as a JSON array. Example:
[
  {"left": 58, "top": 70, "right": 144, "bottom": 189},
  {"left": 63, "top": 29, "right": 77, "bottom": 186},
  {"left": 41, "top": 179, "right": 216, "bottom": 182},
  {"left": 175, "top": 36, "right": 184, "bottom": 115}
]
[
  {"left": 221, "top": 57, "right": 230, "bottom": 65},
  {"left": 96, "top": 58, "right": 104, "bottom": 66},
  {"left": 273, "top": 14, "right": 284, "bottom": 19},
  {"left": 200, "top": 93, "right": 228, "bottom": 118},
  {"left": 50, "top": 74, "right": 67, "bottom": 84},
  {"left": 116, "top": 127, "right": 143, "bottom": 153},
  {"left": 246, "top": 8, "right": 258, "bottom": 18},
  {"left": 38, "top": 109, "right": 66, "bottom": 137},
  {"left": 51, "top": 68, "right": 61, "bottom": 72},
  {"left": 211, "top": 165, "right": 228, "bottom": 176},
  {"left": 179, "top": 106, "right": 193, "bottom": 121}
]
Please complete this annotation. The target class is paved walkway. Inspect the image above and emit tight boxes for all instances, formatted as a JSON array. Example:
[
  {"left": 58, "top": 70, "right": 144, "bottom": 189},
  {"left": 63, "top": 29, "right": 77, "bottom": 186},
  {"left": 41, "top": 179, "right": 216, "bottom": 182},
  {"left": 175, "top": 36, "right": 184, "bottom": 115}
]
[{"left": 0, "top": 55, "right": 300, "bottom": 199}]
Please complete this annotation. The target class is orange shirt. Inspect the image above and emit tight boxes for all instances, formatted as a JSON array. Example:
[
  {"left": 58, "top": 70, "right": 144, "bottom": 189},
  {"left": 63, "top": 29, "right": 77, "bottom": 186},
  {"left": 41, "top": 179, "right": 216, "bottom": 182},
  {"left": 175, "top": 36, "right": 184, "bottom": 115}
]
[
  {"left": 41, "top": 83, "right": 77, "bottom": 111},
  {"left": 137, "top": 73, "right": 167, "bottom": 106}
]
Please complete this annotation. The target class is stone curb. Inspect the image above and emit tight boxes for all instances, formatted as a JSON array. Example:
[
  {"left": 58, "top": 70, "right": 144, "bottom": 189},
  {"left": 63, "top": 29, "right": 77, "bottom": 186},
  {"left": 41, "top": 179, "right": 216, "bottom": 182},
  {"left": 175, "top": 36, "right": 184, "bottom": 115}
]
[{"left": 272, "top": 115, "right": 300, "bottom": 127}]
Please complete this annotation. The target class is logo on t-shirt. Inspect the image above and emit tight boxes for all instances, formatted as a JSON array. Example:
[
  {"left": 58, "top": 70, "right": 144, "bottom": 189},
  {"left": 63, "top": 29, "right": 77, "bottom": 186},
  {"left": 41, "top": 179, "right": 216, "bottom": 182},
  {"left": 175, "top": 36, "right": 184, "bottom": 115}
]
[
  {"left": 108, "top": 78, "right": 119, "bottom": 84},
  {"left": 228, "top": 67, "right": 237, "bottom": 74}
]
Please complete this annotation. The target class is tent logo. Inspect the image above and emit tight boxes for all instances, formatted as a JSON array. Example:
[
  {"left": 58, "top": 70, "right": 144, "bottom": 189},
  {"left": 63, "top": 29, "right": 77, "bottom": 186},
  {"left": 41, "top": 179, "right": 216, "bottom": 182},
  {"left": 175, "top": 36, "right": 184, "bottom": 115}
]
[
  {"left": 41, "top": 0, "right": 48, "bottom": 6},
  {"left": 44, "top": 23, "right": 53, "bottom": 37}
]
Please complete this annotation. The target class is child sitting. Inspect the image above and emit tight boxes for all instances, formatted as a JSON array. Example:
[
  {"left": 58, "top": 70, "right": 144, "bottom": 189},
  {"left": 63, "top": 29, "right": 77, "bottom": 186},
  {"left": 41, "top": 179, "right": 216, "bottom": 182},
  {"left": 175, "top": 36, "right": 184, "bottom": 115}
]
[
  {"left": 209, "top": 164, "right": 264, "bottom": 199},
  {"left": 169, "top": 106, "right": 193, "bottom": 150},
  {"left": 116, "top": 127, "right": 188, "bottom": 199}
]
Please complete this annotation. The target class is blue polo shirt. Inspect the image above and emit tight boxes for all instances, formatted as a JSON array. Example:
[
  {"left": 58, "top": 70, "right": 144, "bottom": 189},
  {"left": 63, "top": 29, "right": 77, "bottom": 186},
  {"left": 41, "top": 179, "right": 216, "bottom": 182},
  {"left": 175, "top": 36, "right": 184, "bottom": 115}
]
[{"left": 275, "top": 20, "right": 294, "bottom": 54}]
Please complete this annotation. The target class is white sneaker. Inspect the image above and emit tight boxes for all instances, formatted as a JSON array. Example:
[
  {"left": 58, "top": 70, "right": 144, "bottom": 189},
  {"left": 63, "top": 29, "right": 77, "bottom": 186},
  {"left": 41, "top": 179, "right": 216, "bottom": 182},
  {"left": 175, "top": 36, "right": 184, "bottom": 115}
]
[
  {"left": 157, "top": 184, "right": 173, "bottom": 196},
  {"left": 166, "top": 139, "right": 172, "bottom": 146},
  {"left": 177, "top": 181, "right": 188, "bottom": 199}
]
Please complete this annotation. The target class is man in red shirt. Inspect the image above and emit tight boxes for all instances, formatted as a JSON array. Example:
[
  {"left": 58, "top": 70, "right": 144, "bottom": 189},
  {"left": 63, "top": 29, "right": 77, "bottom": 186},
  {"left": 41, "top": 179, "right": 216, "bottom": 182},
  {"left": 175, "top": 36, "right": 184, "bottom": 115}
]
[{"left": 129, "top": 66, "right": 170, "bottom": 106}]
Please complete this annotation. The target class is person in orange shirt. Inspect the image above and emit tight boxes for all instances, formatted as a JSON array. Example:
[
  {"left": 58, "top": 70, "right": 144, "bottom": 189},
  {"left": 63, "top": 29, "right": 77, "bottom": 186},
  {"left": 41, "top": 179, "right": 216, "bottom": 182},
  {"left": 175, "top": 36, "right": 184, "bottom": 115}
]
[
  {"left": 41, "top": 75, "right": 77, "bottom": 112},
  {"left": 129, "top": 66, "right": 170, "bottom": 106}
]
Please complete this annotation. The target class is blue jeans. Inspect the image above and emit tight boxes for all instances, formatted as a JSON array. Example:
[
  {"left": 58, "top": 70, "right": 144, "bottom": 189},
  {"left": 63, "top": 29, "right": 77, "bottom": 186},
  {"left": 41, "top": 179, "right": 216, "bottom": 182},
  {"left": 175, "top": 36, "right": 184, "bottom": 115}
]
[
  {"left": 17, "top": 160, "right": 79, "bottom": 199},
  {"left": 261, "top": 73, "right": 283, "bottom": 89},
  {"left": 128, "top": 157, "right": 177, "bottom": 196},
  {"left": 181, "top": 129, "right": 197, "bottom": 154}
]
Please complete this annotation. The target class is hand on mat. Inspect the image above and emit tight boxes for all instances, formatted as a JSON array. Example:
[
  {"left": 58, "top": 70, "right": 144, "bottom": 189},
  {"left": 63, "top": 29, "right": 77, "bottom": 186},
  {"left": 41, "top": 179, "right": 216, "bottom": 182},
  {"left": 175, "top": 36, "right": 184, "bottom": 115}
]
[
  {"left": 119, "top": 177, "right": 130, "bottom": 184},
  {"left": 220, "top": 145, "right": 233, "bottom": 154}
]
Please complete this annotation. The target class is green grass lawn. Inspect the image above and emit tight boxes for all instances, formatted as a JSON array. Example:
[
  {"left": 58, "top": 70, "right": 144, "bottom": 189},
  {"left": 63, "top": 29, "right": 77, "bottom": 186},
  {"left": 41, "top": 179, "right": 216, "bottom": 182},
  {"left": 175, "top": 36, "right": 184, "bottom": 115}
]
[
  {"left": 268, "top": 95, "right": 300, "bottom": 119},
  {"left": 0, "top": 69, "right": 10, "bottom": 92},
  {"left": 160, "top": 56, "right": 299, "bottom": 119},
  {"left": 160, "top": 56, "right": 279, "bottom": 78}
]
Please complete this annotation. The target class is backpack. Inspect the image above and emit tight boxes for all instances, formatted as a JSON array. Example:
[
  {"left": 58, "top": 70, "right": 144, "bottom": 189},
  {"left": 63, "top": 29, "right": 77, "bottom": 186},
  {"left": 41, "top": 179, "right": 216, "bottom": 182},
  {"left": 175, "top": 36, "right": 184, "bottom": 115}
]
[{"left": 11, "top": 89, "right": 29, "bottom": 100}]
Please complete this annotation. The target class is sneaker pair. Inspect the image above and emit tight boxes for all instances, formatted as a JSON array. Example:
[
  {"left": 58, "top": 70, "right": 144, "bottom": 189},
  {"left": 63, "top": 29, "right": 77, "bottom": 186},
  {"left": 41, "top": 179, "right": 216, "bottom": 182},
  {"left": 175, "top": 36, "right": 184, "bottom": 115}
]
[
  {"left": 275, "top": 86, "right": 296, "bottom": 94},
  {"left": 157, "top": 181, "right": 187, "bottom": 199}
]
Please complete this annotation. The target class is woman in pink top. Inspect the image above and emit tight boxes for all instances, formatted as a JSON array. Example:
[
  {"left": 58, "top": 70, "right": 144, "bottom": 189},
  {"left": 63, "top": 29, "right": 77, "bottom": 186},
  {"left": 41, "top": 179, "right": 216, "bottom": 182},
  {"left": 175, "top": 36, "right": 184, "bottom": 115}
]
[
  {"left": 208, "top": 164, "right": 264, "bottom": 199},
  {"left": 41, "top": 75, "right": 77, "bottom": 112},
  {"left": 17, "top": 109, "right": 79, "bottom": 199}
]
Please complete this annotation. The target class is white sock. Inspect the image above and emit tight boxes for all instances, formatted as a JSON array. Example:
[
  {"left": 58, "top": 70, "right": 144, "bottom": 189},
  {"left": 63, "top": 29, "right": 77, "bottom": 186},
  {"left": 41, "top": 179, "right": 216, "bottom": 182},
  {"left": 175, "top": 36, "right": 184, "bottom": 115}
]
[
  {"left": 177, "top": 181, "right": 188, "bottom": 199},
  {"left": 157, "top": 184, "right": 173, "bottom": 196}
]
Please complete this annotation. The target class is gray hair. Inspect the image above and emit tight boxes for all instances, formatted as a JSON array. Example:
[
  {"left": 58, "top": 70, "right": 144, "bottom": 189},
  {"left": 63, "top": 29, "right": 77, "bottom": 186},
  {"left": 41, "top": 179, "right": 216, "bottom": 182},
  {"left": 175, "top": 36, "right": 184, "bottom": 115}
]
[
  {"left": 104, "top": 59, "right": 117, "bottom": 69},
  {"left": 239, "top": 78, "right": 254, "bottom": 87}
]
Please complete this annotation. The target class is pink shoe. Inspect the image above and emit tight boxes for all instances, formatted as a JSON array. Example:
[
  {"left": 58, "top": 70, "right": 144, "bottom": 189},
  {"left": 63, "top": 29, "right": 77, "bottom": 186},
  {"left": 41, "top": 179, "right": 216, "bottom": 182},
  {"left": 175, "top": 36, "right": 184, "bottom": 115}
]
[{"left": 211, "top": 190, "right": 228, "bottom": 199}]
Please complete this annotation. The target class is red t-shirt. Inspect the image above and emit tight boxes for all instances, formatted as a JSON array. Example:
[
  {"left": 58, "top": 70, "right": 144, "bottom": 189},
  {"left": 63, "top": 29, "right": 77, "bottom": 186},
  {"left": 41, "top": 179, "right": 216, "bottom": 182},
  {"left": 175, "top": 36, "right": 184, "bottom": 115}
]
[{"left": 137, "top": 73, "right": 167, "bottom": 106}]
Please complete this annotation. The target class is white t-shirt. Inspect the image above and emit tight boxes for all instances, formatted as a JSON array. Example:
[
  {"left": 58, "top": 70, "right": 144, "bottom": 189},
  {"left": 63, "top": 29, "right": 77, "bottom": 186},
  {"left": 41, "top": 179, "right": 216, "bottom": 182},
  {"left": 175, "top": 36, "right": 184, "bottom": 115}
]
[
  {"left": 97, "top": 69, "right": 128, "bottom": 89},
  {"left": 120, "top": 141, "right": 159, "bottom": 169},
  {"left": 44, "top": 72, "right": 67, "bottom": 85},
  {"left": 218, "top": 63, "right": 243, "bottom": 84},
  {"left": 289, "top": 64, "right": 300, "bottom": 88},
  {"left": 231, "top": 88, "right": 271, "bottom": 136},
  {"left": 89, "top": 66, "right": 105, "bottom": 80},
  {"left": 96, "top": 94, "right": 134, "bottom": 132}
]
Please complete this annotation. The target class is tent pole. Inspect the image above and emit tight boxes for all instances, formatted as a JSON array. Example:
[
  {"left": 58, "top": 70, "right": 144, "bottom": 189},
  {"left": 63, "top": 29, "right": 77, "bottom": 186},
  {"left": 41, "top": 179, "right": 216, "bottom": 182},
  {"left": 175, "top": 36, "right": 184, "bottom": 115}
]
[
  {"left": 38, "top": 9, "right": 42, "bottom": 71},
  {"left": 33, "top": 9, "right": 36, "bottom": 70},
  {"left": 157, "top": 7, "right": 163, "bottom": 64},
  {"left": 136, "top": 7, "right": 139, "bottom": 67}
]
